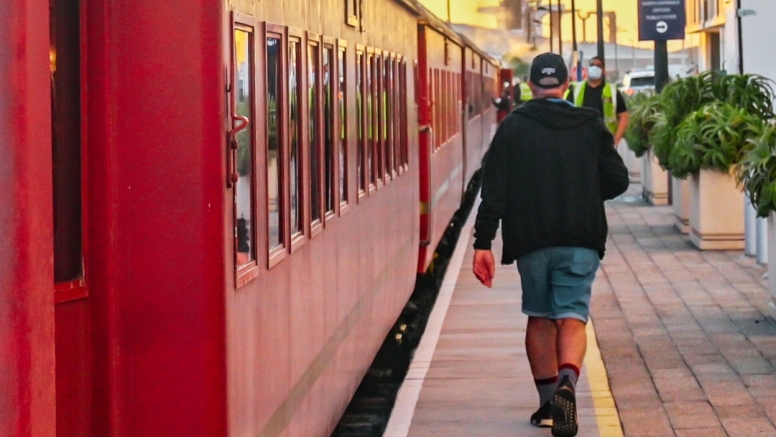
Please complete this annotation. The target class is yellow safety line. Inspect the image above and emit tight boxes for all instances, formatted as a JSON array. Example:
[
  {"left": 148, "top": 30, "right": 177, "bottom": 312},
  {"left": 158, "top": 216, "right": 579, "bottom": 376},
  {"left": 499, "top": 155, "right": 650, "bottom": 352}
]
[{"left": 585, "top": 320, "right": 625, "bottom": 437}]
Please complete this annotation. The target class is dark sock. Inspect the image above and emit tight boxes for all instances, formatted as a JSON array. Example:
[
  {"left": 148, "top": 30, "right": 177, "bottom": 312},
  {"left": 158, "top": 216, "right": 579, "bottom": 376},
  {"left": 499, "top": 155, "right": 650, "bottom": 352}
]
[
  {"left": 558, "top": 363, "right": 580, "bottom": 389},
  {"left": 535, "top": 375, "right": 558, "bottom": 406}
]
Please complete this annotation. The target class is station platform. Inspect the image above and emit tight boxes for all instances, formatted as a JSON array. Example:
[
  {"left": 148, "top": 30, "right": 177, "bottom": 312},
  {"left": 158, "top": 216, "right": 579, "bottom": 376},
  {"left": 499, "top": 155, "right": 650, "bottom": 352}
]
[{"left": 384, "top": 185, "right": 776, "bottom": 437}]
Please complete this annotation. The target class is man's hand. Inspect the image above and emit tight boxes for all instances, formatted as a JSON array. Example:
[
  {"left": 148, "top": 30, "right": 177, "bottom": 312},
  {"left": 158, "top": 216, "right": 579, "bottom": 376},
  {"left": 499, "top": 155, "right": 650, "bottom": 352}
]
[{"left": 473, "top": 249, "right": 496, "bottom": 288}]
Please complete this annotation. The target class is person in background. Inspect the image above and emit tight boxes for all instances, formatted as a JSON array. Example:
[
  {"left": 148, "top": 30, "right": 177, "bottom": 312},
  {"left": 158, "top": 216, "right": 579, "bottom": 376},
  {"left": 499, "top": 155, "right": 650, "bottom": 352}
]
[
  {"left": 517, "top": 75, "right": 532, "bottom": 106},
  {"left": 566, "top": 57, "right": 629, "bottom": 147},
  {"left": 494, "top": 80, "right": 513, "bottom": 123},
  {"left": 473, "top": 53, "right": 629, "bottom": 437}
]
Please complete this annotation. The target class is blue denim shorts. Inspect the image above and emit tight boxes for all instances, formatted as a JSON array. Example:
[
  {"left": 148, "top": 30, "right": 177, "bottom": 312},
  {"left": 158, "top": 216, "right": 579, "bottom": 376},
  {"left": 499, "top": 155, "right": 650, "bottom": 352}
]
[{"left": 516, "top": 247, "right": 600, "bottom": 323}]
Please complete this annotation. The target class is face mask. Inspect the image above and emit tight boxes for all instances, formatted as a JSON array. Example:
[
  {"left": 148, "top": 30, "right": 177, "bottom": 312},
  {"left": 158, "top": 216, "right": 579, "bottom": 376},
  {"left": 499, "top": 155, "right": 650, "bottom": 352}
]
[{"left": 588, "top": 66, "right": 603, "bottom": 80}]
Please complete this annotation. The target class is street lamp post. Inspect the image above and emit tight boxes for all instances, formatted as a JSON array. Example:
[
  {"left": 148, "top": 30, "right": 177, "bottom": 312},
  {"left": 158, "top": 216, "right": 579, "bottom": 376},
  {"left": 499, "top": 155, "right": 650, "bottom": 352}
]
[
  {"left": 571, "top": 0, "right": 580, "bottom": 80},
  {"left": 556, "top": 0, "right": 562, "bottom": 57},
  {"left": 596, "top": 0, "right": 604, "bottom": 59}
]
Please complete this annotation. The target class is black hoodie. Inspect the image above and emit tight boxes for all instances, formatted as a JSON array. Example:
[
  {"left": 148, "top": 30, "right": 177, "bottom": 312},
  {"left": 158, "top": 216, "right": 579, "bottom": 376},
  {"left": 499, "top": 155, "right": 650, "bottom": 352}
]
[{"left": 473, "top": 98, "right": 629, "bottom": 263}]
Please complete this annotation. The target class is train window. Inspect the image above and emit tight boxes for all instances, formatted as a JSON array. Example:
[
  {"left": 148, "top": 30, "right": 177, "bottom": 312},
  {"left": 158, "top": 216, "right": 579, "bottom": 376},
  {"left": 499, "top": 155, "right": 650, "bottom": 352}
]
[
  {"left": 367, "top": 51, "right": 376, "bottom": 189},
  {"left": 375, "top": 54, "right": 384, "bottom": 184},
  {"left": 400, "top": 60, "right": 409, "bottom": 169},
  {"left": 323, "top": 43, "right": 336, "bottom": 219},
  {"left": 233, "top": 27, "right": 257, "bottom": 269},
  {"left": 356, "top": 48, "right": 366, "bottom": 197},
  {"left": 51, "top": 0, "right": 87, "bottom": 301},
  {"left": 387, "top": 57, "right": 396, "bottom": 176},
  {"left": 346, "top": 0, "right": 362, "bottom": 29},
  {"left": 267, "top": 33, "right": 285, "bottom": 257},
  {"left": 338, "top": 43, "right": 349, "bottom": 209},
  {"left": 289, "top": 36, "right": 304, "bottom": 243},
  {"left": 308, "top": 39, "right": 323, "bottom": 231}
]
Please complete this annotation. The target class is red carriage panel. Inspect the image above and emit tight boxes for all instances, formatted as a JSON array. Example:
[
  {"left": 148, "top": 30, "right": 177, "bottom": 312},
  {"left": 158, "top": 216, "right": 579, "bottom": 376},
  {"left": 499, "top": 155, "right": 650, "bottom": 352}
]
[
  {"left": 0, "top": 0, "right": 57, "bottom": 435},
  {"left": 416, "top": 6, "right": 465, "bottom": 273}
]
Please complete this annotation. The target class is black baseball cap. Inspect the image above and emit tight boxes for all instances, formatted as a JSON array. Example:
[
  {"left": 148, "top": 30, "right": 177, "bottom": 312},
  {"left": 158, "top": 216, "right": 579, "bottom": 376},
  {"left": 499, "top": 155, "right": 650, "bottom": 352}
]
[{"left": 529, "top": 53, "right": 568, "bottom": 89}]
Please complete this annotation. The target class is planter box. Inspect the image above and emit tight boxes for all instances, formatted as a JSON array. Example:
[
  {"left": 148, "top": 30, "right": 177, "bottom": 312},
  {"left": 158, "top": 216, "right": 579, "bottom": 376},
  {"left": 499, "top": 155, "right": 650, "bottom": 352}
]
[
  {"left": 642, "top": 149, "right": 669, "bottom": 205},
  {"left": 689, "top": 169, "right": 745, "bottom": 250},
  {"left": 619, "top": 139, "right": 641, "bottom": 183},
  {"left": 672, "top": 176, "right": 690, "bottom": 233},
  {"left": 768, "top": 215, "right": 776, "bottom": 306}
]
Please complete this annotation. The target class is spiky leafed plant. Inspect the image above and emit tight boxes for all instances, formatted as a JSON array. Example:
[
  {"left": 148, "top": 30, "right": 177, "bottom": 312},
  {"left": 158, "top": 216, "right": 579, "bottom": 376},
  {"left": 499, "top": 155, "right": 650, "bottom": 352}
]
[
  {"left": 738, "top": 125, "right": 776, "bottom": 217},
  {"left": 715, "top": 74, "right": 776, "bottom": 120},
  {"left": 669, "top": 102, "right": 764, "bottom": 179},
  {"left": 624, "top": 92, "right": 661, "bottom": 157},
  {"left": 646, "top": 72, "right": 718, "bottom": 169}
]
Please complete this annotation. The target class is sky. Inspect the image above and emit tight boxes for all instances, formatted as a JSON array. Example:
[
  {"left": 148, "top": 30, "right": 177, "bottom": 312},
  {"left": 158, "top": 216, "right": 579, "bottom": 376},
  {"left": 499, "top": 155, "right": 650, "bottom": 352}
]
[{"left": 417, "top": 0, "right": 657, "bottom": 49}]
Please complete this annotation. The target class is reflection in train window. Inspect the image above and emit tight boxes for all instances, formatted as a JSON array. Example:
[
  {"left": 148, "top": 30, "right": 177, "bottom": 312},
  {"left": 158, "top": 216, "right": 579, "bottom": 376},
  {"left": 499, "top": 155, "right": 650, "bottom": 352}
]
[
  {"left": 338, "top": 46, "right": 349, "bottom": 206},
  {"left": 267, "top": 35, "right": 283, "bottom": 252},
  {"left": 234, "top": 28, "right": 255, "bottom": 267},
  {"left": 323, "top": 45, "right": 335, "bottom": 216},
  {"left": 375, "top": 55, "right": 384, "bottom": 183},
  {"left": 51, "top": 0, "right": 84, "bottom": 285},
  {"left": 308, "top": 42, "right": 322, "bottom": 225},
  {"left": 367, "top": 52, "right": 375, "bottom": 187},
  {"left": 289, "top": 38, "right": 303, "bottom": 237},
  {"left": 357, "top": 50, "right": 366, "bottom": 194}
]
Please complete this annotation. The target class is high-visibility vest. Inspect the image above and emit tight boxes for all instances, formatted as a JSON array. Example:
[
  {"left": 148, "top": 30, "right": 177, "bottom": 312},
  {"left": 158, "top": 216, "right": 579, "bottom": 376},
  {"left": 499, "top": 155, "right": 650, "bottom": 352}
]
[
  {"left": 519, "top": 82, "right": 532, "bottom": 102},
  {"left": 572, "top": 81, "right": 619, "bottom": 134}
]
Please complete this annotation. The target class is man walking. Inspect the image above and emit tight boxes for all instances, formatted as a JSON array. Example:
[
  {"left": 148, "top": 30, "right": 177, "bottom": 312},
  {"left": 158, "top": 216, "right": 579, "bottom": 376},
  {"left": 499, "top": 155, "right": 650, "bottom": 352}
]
[
  {"left": 567, "top": 57, "right": 629, "bottom": 147},
  {"left": 472, "top": 53, "right": 629, "bottom": 437}
]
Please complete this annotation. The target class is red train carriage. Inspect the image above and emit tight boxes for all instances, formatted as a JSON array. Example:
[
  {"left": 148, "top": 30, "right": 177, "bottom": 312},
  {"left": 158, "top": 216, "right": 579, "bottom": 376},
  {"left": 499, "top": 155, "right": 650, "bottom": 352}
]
[
  {"left": 415, "top": 5, "right": 467, "bottom": 273},
  {"left": 225, "top": 1, "right": 419, "bottom": 436},
  {"left": 1, "top": 0, "right": 494, "bottom": 436},
  {"left": 481, "top": 57, "right": 501, "bottom": 159},
  {"left": 459, "top": 34, "right": 500, "bottom": 190}
]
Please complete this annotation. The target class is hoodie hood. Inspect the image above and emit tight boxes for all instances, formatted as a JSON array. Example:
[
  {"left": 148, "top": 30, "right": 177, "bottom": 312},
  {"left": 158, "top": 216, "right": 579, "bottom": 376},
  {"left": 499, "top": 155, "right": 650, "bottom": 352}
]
[{"left": 513, "top": 98, "right": 600, "bottom": 130}]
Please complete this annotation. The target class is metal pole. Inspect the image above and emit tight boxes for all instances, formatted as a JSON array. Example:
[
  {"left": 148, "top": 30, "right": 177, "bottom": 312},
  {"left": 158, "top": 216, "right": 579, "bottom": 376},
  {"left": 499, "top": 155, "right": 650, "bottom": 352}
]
[
  {"left": 655, "top": 40, "right": 669, "bottom": 92},
  {"left": 571, "top": 0, "right": 580, "bottom": 80},
  {"left": 737, "top": 0, "right": 744, "bottom": 74},
  {"left": 557, "top": 0, "right": 563, "bottom": 57},
  {"left": 549, "top": 5, "right": 554, "bottom": 53},
  {"left": 596, "top": 0, "right": 604, "bottom": 59},
  {"left": 447, "top": 0, "right": 451, "bottom": 23}
]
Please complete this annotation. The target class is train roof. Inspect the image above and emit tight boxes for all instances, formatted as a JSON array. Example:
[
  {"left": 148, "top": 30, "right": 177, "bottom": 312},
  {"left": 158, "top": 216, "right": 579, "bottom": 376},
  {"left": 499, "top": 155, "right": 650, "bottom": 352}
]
[
  {"left": 416, "top": 2, "right": 463, "bottom": 46},
  {"left": 456, "top": 32, "right": 500, "bottom": 66}
]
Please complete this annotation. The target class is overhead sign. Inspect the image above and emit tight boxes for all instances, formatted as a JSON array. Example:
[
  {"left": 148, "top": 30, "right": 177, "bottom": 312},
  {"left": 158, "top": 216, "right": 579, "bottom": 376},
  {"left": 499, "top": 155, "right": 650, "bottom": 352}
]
[{"left": 638, "top": 0, "right": 686, "bottom": 41}]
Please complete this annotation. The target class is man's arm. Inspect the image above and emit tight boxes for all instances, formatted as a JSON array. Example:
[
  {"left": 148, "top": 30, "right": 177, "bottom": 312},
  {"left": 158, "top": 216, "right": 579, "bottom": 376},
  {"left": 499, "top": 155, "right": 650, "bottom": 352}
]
[
  {"left": 472, "top": 123, "right": 511, "bottom": 286},
  {"left": 598, "top": 125, "right": 630, "bottom": 200},
  {"left": 614, "top": 111, "right": 629, "bottom": 146},
  {"left": 613, "top": 90, "right": 629, "bottom": 145}
]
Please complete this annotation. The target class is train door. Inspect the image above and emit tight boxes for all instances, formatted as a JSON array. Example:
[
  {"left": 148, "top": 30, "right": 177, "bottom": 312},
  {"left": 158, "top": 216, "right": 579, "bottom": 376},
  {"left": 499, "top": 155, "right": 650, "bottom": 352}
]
[
  {"left": 416, "top": 26, "right": 432, "bottom": 270},
  {"left": 50, "top": 0, "right": 92, "bottom": 435}
]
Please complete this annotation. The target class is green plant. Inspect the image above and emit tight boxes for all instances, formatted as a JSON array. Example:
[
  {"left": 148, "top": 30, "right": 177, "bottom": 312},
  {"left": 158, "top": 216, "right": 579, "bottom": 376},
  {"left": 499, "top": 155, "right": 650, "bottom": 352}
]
[
  {"left": 625, "top": 93, "right": 661, "bottom": 157},
  {"left": 738, "top": 124, "right": 776, "bottom": 217},
  {"left": 669, "top": 102, "right": 764, "bottom": 178},
  {"left": 715, "top": 74, "right": 776, "bottom": 120},
  {"left": 646, "top": 73, "right": 718, "bottom": 168}
]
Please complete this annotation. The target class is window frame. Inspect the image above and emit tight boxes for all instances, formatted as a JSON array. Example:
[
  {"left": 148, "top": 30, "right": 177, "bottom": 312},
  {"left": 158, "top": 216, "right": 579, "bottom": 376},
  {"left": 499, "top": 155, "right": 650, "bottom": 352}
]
[
  {"left": 306, "top": 32, "right": 324, "bottom": 238},
  {"left": 366, "top": 47, "right": 377, "bottom": 194},
  {"left": 346, "top": 0, "right": 362, "bottom": 29},
  {"left": 51, "top": 0, "right": 88, "bottom": 303},
  {"left": 401, "top": 59, "right": 410, "bottom": 172},
  {"left": 356, "top": 45, "right": 367, "bottom": 200},
  {"left": 322, "top": 36, "right": 337, "bottom": 224},
  {"left": 337, "top": 39, "right": 350, "bottom": 215},
  {"left": 232, "top": 12, "right": 260, "bottom": 286},
  {"left": 265, "top": 22, "right": 288, "bottom": 269},
  {"left": 287, "top": 27, "right": 306, "bottom": 253},
  {"left": 374, "top": 50, "right": 384, "bottom": 187}
]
